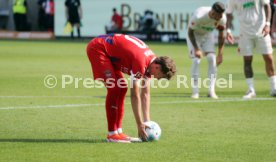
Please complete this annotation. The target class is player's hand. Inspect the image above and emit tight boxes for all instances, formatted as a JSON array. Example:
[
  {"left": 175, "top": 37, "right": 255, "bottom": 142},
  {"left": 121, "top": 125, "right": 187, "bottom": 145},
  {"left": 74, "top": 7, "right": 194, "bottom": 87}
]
[
  {"left": 216, "top": 54, "right": 223, "bottom": 66},
  {"left": 137, "top": 123, "right": 149, "bottom": 141},
  {"left": 226, "top": 32, "right": 234, "bottom": 44},
  {"left": 262, "top": 25, "right": 270, "bottom": 37},
  {"left": 194, "top": 49, "right": 202, "bottom": 58}
]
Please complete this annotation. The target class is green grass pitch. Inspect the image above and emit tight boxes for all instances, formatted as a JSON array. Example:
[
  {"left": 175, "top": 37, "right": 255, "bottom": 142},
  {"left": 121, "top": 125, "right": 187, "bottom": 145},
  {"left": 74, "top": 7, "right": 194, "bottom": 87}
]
[{"left": 0, "top": 40, "right": 276, "bottom": 161}]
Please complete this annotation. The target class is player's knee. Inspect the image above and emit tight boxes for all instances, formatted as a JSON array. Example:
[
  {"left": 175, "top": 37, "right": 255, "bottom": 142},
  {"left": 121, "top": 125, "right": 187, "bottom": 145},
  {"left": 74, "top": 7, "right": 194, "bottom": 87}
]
[
  {"left": 206, "top": 53, "right": 216, "bottom": 63},
  {"left": 107, "top": 85, "right": 120, "bottom": 95},
  {"left": 192, "top": 58, "right": 201, "bottom": 65},
  {"left": 243, "top": 56, "right": 253, "bottom": 63}
]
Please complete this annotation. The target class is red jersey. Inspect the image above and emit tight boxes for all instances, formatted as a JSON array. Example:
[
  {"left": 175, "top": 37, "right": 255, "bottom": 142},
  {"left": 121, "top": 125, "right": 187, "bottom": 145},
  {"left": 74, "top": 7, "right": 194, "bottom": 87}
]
[{"left": 93, "top": 34, "right": 156, "bottom": 79}]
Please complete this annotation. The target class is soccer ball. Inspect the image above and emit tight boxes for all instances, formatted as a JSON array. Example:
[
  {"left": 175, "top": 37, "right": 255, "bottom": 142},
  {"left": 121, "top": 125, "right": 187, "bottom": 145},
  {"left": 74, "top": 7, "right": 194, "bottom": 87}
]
[{"left": 144, "top": 121, "right": 161, "bottom": 141}]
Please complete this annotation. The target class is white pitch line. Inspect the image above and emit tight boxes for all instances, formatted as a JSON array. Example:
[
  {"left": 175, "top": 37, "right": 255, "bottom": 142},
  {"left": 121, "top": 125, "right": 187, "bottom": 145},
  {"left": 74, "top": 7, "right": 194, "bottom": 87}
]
[
  {"left": 0, "top": 96, "right": 105, "bottom": 98},
  {"left": 0, "top": 98, "right": 274, "bottom": 110},
  {"left": 0, "top": 103, "right": 104, "bottom": 110}
]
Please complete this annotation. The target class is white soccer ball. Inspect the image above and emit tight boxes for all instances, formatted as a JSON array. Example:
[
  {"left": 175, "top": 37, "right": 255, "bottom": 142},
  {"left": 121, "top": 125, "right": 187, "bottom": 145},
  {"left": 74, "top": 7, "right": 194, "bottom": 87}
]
[{"left": 144, "top": 121, "right": 161, "bottom": 141}]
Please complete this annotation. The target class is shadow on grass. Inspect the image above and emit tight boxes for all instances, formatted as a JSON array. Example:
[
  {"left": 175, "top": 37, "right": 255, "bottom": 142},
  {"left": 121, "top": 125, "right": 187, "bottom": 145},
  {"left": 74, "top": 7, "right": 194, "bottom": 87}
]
[{"left": 0, "top": 138, "right": 106, "bottom": 143}]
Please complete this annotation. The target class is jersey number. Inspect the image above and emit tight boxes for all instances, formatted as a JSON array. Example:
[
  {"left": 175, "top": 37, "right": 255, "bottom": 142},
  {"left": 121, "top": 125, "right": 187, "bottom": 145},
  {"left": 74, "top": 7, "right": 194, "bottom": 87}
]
[{"left": 124, "top": 35, "right": 147, "bottom": 49}]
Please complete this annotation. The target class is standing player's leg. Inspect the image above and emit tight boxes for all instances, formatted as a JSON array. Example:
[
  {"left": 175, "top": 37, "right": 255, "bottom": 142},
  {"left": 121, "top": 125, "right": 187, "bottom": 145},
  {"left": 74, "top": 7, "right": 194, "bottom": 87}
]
[
  {"left": 187, "top": 36, "right": 201, "bottom": 99},
  {"left": 206, "top": 53, "right": 218, "bottom": 99},
  {"left": 114, "top": 71, "right": 128, "bottom": 134},
  {"left": 114, "top": 71, "right": 141, "bottom": 142},
  {"left": 262, "top": 54, "right": 276, "bottom": 96},
  {"left": 191, "top": 57, "right": 201, "bottom": 99},
  {"left": 105, "top": 73, "right": 131, "bottom": 143},
  {"left": 243, "top": 55, "right": 256, "bottom": 99},
  {"left": 257, "top": 35, "right": 276, "bottom": 96},
  {"left": 238, "top": 36, "right": 256, "bottom": 99},
  {"left": 202, "top": 34, "right": 218, "bottom": 99}
]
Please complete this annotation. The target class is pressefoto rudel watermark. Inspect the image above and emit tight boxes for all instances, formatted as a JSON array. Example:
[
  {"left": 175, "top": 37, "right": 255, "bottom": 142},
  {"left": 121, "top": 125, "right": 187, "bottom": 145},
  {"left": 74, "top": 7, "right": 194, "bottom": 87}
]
[{"left": 43, "top": 74, "right": 233, "bottom": 89}]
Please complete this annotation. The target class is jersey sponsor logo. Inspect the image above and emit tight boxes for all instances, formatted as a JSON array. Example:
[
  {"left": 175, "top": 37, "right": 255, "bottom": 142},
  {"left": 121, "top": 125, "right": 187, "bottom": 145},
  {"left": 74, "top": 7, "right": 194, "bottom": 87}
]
[
  {"left": 199, "top": 26, "right": 214, "bottom": 31},
  {"left": 243, "top": 2, "right": 254, "bottom": 9}
]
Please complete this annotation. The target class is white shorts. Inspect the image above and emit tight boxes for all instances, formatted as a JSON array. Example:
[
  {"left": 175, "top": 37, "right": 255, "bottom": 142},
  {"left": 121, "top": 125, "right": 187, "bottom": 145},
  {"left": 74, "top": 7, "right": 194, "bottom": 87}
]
[
  {"left": 187, "top": 33, "right": 215, "bottom": 58},
  {"left": 238, "top": 34, "right": 273, "bottom": 56}
]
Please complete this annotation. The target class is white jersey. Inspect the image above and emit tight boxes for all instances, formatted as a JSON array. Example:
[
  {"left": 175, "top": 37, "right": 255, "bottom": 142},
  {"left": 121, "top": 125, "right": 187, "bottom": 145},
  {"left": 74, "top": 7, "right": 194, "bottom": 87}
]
[
  {"left": 226, "top": 0, "right": 270, "bottom": 37},
  {"left": 188, "top": 7, "right": 227, "bottom": 35}
]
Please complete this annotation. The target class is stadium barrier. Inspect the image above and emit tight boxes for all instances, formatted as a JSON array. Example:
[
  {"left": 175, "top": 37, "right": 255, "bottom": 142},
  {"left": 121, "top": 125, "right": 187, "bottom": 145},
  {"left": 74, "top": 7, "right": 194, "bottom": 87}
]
[
  {"left": 0, "top": 31, "right": 54, "bottom": 39},
  {"left": 106, "top": 30, "right": 179, "bottom": 42}
]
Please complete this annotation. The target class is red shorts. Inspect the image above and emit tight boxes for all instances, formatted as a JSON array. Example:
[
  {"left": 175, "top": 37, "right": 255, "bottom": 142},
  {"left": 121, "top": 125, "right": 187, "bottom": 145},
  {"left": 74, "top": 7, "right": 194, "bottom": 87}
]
[{"left": 86, "top": 39, "right": 123, "bottom": 82}]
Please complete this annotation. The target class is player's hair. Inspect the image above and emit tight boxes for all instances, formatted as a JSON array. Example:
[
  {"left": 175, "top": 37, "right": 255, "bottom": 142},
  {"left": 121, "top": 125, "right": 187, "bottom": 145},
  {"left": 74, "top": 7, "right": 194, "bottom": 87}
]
[
  {"left": 154, "top": 56, "right": 176, "bottom": 80},
  {"left": 212, "top": 2, "right": 225, "bottom": 14}
]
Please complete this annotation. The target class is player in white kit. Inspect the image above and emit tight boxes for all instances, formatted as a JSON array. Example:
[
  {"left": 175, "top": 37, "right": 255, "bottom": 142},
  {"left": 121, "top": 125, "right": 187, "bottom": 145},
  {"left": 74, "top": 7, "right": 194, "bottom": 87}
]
[
  {"left": 226, "top": 0, "right": 276, "bottom": 98},
  {"left": 187, "top": 2, "right": 226, "bottom": 99}
]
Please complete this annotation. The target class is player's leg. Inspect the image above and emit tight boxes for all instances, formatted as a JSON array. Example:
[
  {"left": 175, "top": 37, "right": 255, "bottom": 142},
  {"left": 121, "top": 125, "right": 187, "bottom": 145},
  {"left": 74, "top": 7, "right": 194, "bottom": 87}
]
[
  {"left": 76, "top": 23, "right": 81, "bottom": 38},
  {"left": 114, "top": 71, "right": 128, "bottom": 132},
  {"left": 243, "top": 55, "right": 256, "bottom": 98},
  {"left": 262, "top": 54, "right": 276, "bottom": 96},
  {"left": 239, "top": 36, "right": 256, "bottom": 99},
  {"left": 257, "top": 35, "right": 276, "bottom": 96},
  {"left": 113, "top": 71, "right": 142, "bottom": 142},
  {"left": 187, "top": 35, "right": 201, "bottom": 99},
  {"left": 105, "top": 80, "right": 130, "bottom": 143},
  {"left": 206, "top": 53, "right": 218, "bottom": 99},
  {"left": 191, "top": 57, "right": 201, "bottom": 98},
  {"left": 202, "top": 33, "right": 217, "bottom": 99}
]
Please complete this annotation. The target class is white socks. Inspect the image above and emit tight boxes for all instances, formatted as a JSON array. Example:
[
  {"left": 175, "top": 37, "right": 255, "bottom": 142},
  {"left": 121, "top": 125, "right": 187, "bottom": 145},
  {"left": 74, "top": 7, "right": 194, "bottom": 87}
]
[
  {"left": 191, "top": 54, "right": 217, "bottom": 94},
  {"left": 269, "top": 75, "right": 276, "bottom": 90},
  {"left": 109, "top": 128, "right": 123, "bottom": 136},
  {"left": 117, "top": 128, "right": 123, "bottom": 134},
  {"left": 206, "top": 54, "right": 217, "bottom": 93},
  {"left": 246, "top": 78, "right": 255, "bottom": 92},
  {"left": 108, "top": 130, "right": 118, "bottom": 136},
  {"left": 245, "top": 76, "right": 276, "bottom": 95},
  {"left": 191, "top": 58, "right": 201, "bottom": 94}
]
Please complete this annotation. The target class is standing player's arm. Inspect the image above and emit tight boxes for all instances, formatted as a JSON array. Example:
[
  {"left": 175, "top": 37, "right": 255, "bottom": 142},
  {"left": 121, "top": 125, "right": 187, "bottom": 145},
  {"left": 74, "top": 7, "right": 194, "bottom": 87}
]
[
  {"left": 140, "top": 77, "right": 151, "bottom": 122},
  {"left": 130, "top": 78, "right": 148, "bottom": 141},
  {"left": 226, "top": 14, "right": 234, "bottom": 44},
  {"left": 272, "top": 11, "right": 276, "bottom": 34},
  {"left": 188, "top": 28, "right": 202, "bottom": 58},
  {"left": 217, "top": 29, "right": 225, "bottom": 66},
  {"left": 263, "top": 3, "right": 271, "bottom": 36}
]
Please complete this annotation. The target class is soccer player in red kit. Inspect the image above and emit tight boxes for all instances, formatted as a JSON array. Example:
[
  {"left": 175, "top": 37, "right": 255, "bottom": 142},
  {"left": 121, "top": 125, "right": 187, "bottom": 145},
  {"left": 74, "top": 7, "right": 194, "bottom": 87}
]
[{"left": 86, "top": 34, "right": 176, "bottom": 143}]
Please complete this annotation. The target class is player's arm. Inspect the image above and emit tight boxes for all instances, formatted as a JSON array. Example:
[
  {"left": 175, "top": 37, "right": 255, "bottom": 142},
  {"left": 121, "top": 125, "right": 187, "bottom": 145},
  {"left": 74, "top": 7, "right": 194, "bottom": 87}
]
[
  {"left": 188, "top": 28, "right": 202, "bottom": 58},
  {"left": 263, "top": 3, "right": 271, "bottom": 36},
  {"left": 140, "top": 77, "right": 151, "bottom": 122},
  {"left": 217, "top": 28, "right": 225, "bottom": 65},
  {"left": 226, "top": 13, "right": 234, "bottom": 44},
  {"left": 272, "top": 12, "right": 276, "bottom": 35},
  {"left": 130, "top": 78, "right": 148, "bottom": 141}
]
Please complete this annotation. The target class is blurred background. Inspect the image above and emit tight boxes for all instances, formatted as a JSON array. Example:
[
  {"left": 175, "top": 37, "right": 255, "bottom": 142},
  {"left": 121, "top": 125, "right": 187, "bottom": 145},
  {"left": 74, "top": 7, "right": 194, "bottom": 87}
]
[{"left": 0, "top": 0, "right": 239, "bottom": 41}]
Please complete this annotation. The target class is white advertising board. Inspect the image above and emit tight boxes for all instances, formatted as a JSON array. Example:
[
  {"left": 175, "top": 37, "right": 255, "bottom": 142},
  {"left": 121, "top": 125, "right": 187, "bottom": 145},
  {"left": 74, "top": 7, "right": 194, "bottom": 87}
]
[{"left": 55, "top": 0, "right": 239, "bottom": 39}]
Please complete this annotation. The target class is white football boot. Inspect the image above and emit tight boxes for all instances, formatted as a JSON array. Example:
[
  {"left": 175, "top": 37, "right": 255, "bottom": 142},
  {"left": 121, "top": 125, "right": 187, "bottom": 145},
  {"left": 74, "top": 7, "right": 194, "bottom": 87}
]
[
  {"left": 207, "top": 92, "right": 218, "bottom": 99},
  {"left": 270, "top": 89, "right": 276, "bottom": 97},
  {"left": 191, "top": 93, "right": 199, "bottom": 99},
  {"left": 243, "top": 90, "right": 256, "bottom": 99}
]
